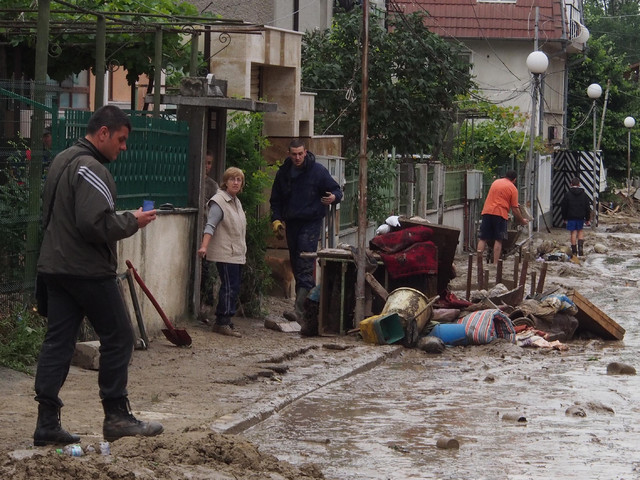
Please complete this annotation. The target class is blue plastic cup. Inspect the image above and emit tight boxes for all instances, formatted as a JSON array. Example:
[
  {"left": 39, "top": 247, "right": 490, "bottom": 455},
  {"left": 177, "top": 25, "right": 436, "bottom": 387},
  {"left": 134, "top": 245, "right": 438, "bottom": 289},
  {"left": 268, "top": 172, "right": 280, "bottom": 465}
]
[{"left": 142, "top": 199, "right": 155, "bottom": 212}]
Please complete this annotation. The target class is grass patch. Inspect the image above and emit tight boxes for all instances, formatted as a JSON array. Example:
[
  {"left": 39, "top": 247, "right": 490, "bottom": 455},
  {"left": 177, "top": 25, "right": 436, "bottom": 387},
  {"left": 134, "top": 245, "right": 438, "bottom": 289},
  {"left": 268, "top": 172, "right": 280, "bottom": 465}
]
[{"left": 0, "top": 306, "right": 47, "bottom": 374}]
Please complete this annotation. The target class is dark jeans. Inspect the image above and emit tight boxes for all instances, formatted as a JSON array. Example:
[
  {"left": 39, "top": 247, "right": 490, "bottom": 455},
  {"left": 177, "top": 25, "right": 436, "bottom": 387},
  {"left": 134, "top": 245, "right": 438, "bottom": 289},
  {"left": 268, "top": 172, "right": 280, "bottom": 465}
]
[
  {"left": 34, "top": 275, "right": 134, "bottom": 408},
  {"left": 285, "top": 218, "right": 322, "bottom": 291},
  {"left": 215, "top": 263, "right": 242, "bottom": 325}
]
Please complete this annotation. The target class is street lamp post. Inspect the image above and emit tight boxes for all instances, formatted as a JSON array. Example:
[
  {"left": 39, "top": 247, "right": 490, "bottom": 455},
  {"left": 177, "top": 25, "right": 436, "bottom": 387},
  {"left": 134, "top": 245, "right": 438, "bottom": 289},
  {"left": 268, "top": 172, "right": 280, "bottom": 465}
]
[
  {"left": 587, "top": 83, "right": 602, "bottom": 226},
  {"left": 624, "top": 116, "right": 636, "bottom": 197},
  {"left": 525, "top": 51, "right": 548, "bottom": 239}
]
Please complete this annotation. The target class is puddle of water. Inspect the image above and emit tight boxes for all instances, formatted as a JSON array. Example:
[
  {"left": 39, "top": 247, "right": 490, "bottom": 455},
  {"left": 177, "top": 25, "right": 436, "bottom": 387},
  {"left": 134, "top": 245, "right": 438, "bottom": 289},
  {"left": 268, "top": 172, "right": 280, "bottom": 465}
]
[
  {"left": 247, "top": 339, "right": 640, "bottom": 479},
  {"left": 246, "top": 235, "right": 640, "bottom": 480}
]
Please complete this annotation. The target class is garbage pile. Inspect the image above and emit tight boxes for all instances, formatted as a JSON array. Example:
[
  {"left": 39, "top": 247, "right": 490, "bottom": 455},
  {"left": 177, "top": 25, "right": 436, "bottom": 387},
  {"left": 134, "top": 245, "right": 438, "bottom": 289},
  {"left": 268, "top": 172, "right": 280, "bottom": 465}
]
[{"left": 360, "top": 281, "right": 624, "bottom": 354}]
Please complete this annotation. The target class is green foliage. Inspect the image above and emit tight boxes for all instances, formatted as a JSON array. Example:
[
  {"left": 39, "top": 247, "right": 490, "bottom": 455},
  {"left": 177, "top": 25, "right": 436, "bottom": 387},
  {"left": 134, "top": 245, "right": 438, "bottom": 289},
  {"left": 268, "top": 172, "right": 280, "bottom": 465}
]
[
  {"left": 567, "top": 32, "right": 640, "bottom": 179},
  {"left": 0, "top": 307, "right": 47, "bottom": 374},
  {"left": 0, "top": 137, "right": 32, "bottom": 288},
  {"left": 302, "top": 9, "right": 473, "bottom": 223},
  {"left": 2, "top": 0, "right": 212, "bottom": 85},
  {"left": 225, "top": 112, "right": 275, "bottom": 316},
  {"left": 584, "top": 0, "right": 640, "bottom": 64},
  {"left": 361, "top": 153, "right": 397, "bottom": 224},
  {"left": 452, "top": 95, "right": 542, "bottom": 171},
  {"left": 302, "top": 9, "right": 473, "bottom": 159}
]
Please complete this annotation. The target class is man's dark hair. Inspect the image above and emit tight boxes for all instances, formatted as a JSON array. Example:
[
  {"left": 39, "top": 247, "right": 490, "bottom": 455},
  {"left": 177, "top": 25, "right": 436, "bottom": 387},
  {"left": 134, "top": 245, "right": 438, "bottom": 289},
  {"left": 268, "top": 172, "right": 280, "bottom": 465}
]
[
  {"left": 289, "top": 138, "right": 306, "bottom": 150},
  {"left": 505, "top": 170, "right": 517, "bottom": 181},
  {"left": 570, "top": 177, "right": 580, "bottom": 186},
  {"left": 87, "top": 105, "right": 132, "bottom": 135}
]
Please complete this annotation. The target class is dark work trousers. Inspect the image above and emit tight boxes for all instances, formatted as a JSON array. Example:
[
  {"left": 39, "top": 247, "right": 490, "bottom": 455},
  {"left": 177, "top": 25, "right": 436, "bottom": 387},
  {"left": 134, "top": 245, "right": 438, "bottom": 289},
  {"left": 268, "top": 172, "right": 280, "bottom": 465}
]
[
  {"left": 214, "top": 262, "right": 242, "bottom": 326},
  {"left": 200, "top": 259, "right": 215, "bottom": 307},
  {"left": 285, "top": 218, "right": 322, "bottom": 291},
  {"left": 34, "top": 275, "right": 134, "bottom": 408}
]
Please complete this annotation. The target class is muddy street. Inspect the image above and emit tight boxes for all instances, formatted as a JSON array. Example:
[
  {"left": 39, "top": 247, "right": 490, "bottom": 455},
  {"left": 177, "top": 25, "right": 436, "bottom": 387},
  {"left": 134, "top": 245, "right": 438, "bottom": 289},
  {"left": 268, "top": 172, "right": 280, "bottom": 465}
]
[{"left": 1, "top": 217, "right": 639, "bottom": 479}]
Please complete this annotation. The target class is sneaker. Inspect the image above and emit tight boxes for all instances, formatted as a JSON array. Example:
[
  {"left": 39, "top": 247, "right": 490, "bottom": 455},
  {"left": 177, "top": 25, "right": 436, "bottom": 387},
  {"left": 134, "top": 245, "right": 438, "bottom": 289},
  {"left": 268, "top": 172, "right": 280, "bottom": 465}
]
[{"left": 212, "top": 324, "right": 241, "bottom": 337}]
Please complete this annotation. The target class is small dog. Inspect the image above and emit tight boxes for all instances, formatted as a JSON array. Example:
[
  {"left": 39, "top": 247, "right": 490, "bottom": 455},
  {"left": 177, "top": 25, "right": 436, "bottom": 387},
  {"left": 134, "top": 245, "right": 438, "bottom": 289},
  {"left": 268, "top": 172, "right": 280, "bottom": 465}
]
[{"left": 265, "top": 255, "right": 294, "bottom": 299}]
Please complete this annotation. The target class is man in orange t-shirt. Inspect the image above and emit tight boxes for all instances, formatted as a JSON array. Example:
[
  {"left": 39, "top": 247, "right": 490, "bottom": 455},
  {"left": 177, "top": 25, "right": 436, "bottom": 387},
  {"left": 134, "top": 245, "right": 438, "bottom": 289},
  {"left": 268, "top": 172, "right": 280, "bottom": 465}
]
[{"left": 477, "top": 170, "right": 528, "bottom": 263}]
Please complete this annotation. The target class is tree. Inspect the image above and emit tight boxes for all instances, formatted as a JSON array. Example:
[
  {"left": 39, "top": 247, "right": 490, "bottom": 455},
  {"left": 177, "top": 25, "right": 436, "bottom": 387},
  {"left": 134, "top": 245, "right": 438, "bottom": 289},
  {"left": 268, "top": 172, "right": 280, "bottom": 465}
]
[
  {"left": 453, "top": 95, "right": 540, "bottom": 174},
  {"left": 584, "top": 0, "right": 640, "bottom": 65},
  {"left": 225, "top": 111, "right": 275, "bottom": 317},
  {"left": 0, "top": 0, "right": 209, "bottom": 86},
  {"left": 301, "top": 9, "right": 473, "bottom": 160},
  {"left": 567, "top": 31, "right": 640, "bottom": 178}
]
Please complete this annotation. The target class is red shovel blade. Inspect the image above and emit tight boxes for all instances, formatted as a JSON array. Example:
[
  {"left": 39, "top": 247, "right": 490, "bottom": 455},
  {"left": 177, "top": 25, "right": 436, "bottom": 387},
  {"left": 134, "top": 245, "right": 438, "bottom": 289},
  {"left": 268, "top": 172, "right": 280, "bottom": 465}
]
[{"left": 126, "top": 260, "right": 192, "bottom": 347}]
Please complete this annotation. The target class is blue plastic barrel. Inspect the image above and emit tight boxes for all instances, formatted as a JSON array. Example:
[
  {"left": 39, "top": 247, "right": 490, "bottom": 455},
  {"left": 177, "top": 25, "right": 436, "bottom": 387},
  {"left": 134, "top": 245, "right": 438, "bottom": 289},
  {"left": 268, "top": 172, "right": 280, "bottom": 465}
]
[{"left": 428, "top": 323, "right": 468, "bottom": 346}]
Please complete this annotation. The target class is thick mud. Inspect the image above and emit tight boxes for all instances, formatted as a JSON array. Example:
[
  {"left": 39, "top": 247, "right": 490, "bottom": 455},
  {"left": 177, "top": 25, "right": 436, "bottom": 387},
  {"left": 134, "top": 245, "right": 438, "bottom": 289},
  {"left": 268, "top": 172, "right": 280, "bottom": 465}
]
[{"left": 1, "top": 217, "right": 638, "bottom": 479}]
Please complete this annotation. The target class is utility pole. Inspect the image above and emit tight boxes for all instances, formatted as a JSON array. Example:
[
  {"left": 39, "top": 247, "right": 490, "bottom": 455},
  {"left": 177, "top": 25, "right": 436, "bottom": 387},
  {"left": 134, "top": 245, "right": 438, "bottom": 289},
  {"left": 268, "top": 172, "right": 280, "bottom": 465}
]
[{"left": 354, "top": 0, "right": 369, "bottom": 326}]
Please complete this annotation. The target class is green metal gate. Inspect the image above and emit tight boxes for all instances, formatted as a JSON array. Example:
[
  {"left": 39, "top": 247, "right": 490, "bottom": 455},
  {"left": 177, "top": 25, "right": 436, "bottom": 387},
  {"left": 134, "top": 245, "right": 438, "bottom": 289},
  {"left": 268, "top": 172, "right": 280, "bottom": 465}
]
[
  {"left": 0, "top": 81, "right": 189, "bottom": 313},
  {"left": 61, "top": 110, "right": 189, "bottom": 210}
]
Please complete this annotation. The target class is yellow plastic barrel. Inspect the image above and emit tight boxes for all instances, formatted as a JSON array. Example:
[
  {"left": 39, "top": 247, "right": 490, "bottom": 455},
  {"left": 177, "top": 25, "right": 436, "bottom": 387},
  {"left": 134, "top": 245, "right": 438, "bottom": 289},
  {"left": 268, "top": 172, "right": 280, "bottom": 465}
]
[{"left": 381, "top": 287, "right": 433, "bottom": 346}]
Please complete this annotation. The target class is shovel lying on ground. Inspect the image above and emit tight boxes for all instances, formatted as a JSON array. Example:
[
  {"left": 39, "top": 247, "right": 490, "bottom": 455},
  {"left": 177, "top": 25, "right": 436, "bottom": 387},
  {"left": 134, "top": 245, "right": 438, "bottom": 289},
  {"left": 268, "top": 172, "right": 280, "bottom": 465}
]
[{"left": 125, "top": 260, "right": 192, "bottom": 347}]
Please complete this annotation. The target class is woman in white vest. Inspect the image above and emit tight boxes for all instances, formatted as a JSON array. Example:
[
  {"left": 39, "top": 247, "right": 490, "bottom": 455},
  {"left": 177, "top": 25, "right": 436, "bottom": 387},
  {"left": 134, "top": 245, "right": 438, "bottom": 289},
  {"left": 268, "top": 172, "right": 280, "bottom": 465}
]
[{"left": 198, "top": 167, "right": 246, "bottom": 337}]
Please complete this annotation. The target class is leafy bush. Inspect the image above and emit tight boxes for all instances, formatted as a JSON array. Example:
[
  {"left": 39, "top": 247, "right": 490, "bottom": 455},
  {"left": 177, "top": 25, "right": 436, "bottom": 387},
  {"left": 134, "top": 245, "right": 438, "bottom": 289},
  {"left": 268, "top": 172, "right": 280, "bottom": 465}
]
[
  {"left": 225, "top": 111, "right": 276, "bottom": 317},
  {"left": 0, "top": 137, "right": 32, "bottom": 289},
  {"left": 0, "top": 307, "right": 46, "bottom": 374}
]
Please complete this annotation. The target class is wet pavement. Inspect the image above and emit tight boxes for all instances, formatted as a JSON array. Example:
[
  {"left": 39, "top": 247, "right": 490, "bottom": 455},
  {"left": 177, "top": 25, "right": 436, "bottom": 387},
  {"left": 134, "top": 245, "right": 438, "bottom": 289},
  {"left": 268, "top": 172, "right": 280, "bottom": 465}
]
[{"left": 242, "top": 230, "right": 640, "bottom": 480}]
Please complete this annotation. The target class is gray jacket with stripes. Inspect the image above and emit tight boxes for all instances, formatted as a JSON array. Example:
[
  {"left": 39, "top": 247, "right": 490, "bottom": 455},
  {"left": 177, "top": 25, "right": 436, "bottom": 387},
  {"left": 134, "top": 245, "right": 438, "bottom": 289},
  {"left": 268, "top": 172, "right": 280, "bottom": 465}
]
[{"left": 37, "top": 138, "right": 138, "bottom": 278}]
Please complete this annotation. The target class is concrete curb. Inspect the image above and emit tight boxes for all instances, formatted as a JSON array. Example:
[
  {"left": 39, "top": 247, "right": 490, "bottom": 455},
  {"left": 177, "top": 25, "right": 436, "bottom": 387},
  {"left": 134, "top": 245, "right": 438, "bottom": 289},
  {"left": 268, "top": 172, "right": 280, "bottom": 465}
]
[{"left": 210, "top": 344, "right": 404, "bottom": 434}]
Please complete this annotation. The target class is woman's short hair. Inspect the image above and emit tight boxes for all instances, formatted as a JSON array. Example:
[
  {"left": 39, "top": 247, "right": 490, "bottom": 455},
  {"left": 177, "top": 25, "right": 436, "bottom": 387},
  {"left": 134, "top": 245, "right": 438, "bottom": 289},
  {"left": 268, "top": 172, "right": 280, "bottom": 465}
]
[{"left": 221, "top": 167, "right": 245, "bottom": 192}]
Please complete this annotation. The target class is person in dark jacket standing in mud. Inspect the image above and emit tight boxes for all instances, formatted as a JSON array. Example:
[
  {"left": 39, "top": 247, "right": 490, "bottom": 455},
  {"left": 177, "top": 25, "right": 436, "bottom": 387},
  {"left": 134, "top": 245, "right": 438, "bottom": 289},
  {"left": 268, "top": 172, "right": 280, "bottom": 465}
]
[
  {"left": 33, "top": 105, "right": 163, "bottom": 446},
  {"left": 269, "top": 139, "right": 342, "bottom": 329},
  {"left": 561, "top": 176, "right": 592, "bottom": 257}
]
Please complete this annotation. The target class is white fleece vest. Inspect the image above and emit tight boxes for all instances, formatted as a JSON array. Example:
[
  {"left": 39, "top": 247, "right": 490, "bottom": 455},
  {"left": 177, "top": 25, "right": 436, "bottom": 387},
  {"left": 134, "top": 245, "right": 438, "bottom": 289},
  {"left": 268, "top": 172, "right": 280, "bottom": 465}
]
[{"left": 205, "top": 190, "right": 247, "bottom": 264}]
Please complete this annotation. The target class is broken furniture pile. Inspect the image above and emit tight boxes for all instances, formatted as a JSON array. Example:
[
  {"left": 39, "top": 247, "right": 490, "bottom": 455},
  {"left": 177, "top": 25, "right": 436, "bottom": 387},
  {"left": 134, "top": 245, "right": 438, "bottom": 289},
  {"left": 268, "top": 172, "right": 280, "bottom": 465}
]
[{"left": 356, "top": 235, "right": 624, "bottom": 350}]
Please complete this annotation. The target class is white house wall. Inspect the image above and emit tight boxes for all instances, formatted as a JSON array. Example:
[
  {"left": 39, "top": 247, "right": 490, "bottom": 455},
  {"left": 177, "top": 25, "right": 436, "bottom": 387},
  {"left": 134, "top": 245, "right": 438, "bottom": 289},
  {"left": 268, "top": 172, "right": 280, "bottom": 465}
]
[{"left": 466, "top": 39, "right": 566, "bottom": 143}]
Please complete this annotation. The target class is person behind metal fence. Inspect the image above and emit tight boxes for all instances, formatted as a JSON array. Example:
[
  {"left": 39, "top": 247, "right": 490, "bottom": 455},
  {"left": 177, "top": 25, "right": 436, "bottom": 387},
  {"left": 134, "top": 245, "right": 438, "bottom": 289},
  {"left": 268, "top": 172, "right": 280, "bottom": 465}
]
[
  {"left": 269, "top": 138, "right": 343, "bottom": 326},
  {"left": 477, "top": 170, "right": 528, "bottom": 263},
  {"left": 200, "top": 149, "right": 220, "bottom": 322},
  {"left": 561, "top": 176, "right": 591, "bottom": 257},
  {"left": 34, "top": 105, "right": 163, "bottom": 447},
  {"left": 198, "top": 166, "right": 246, "bottom": 337}
]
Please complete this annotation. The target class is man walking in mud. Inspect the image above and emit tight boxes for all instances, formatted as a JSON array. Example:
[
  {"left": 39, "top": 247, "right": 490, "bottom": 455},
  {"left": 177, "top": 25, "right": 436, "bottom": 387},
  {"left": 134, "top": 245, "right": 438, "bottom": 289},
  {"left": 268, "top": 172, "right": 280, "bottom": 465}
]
[
  {"left": 33, "top": 105, "right": 163, "bottom": 446},
  {"left": 269, "top": 139, "right": 342, "bottom": 330},
  {"left": 477, "top": 170, "right": 529, "bottom": 263},
  {"left": 561, "top": 176, "right": 592, "bottom": 257}
]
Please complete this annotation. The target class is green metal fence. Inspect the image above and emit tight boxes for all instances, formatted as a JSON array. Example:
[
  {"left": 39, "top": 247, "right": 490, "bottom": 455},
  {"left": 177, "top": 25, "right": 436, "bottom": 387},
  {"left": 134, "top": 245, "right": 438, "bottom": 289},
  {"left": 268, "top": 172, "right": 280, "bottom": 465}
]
[
  {"left": 61, "top": 110, "right": 189, "bottom": 210},
  {"left": 444, "top": 168, "right": 466, "bottom": 208},
  {"left": 0, "top": 81, "right": 189, "bottom": 313}
]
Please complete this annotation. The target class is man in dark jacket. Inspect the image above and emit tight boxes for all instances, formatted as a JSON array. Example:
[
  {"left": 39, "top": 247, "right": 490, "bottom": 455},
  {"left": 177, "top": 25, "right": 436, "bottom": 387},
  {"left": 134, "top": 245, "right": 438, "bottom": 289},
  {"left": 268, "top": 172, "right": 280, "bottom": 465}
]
[
  {"left": 269, "top": 139, "right": 343, "bottom": 330},
  {"left": 561, "top": 177, "right": 592, "bottom": 257},
  {"left": 34, "top": 105, "right": 163, "bottom": 446}
]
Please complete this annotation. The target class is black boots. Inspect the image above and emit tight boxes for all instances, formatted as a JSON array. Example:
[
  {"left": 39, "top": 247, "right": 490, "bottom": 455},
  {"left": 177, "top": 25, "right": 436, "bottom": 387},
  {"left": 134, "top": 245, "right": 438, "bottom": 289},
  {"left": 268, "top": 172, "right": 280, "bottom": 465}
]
[
  {"left": 299, "top": 296, "right": 319, "bottom": 337},
  {"left": 102, "top": 397, "right": 164, "bottom": 442},
  {"left": 571, "top": 244, "right": 578, "bottom": 257},
  {"left": 578, "top": 239, "right": 585, "bottom": 257},
  {"left": 283, "top": 287, "right": 310, "bottom": 323},
  {"left": 33, "top": 403, "right": 80, "bottom": 446}
]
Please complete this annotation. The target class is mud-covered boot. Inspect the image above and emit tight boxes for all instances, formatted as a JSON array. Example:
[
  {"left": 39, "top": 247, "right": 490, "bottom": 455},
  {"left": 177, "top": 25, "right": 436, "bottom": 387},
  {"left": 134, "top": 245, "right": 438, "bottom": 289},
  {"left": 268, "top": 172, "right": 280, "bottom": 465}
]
[
  {"left": 33, "top": 403, "right": 81, "bottom": 446},
  {"left": 299, "top": 297, "right": 319, "bottom": 337},
  {"left": 578, "top": 240, "right": 585, "bottom": 257},
  {"left": 283, "top": 287, "right": 310, "bottom": 322},
  {"left": 571, "top": 244, "right": 578, "bottom": 257},
  {"left": 102, "top": 397, "right": 163, "bottom": 442}
]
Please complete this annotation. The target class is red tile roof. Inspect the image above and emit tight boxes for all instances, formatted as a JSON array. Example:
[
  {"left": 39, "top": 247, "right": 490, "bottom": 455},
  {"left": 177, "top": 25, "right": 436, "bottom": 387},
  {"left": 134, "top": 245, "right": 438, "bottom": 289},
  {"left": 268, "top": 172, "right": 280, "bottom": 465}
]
[{"left": 389, "top": 0, "right": 566, "bottom": 41}]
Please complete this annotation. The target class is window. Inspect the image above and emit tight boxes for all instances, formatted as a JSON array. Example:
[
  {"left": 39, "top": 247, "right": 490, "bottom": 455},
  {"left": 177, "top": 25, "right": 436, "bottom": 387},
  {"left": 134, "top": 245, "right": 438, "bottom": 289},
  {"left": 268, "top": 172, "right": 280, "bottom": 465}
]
[{"left": 58, "top": 71, "right": 90, "bottom": 109}]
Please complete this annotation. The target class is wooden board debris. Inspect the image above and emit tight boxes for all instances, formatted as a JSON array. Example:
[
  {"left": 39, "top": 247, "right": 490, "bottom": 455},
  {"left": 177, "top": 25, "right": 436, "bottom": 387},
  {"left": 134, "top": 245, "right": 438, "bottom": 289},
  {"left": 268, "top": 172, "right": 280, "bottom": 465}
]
[{"left": 567, "top": 289, "right": 625, "bottom": 340}]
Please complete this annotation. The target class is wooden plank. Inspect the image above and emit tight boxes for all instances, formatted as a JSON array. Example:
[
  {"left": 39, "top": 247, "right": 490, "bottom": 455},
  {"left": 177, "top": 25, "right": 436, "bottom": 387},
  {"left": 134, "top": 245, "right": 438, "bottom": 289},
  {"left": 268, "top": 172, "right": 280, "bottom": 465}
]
[
  {"left": 567, "top": 289, "right": 625, "bottom": 340},
  {"left": 366, "top": 272, "right": 389, "bottom": 301}
]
